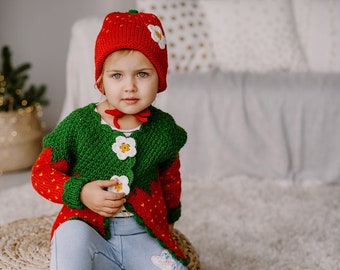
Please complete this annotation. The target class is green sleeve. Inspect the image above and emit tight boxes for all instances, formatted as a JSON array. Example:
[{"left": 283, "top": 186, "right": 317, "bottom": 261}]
[
  {"left": 167, "top": 204, "right": 182, "bottom": 224},
  {"left": 62, "top": 176, "right": 91, "bottom": 209}
]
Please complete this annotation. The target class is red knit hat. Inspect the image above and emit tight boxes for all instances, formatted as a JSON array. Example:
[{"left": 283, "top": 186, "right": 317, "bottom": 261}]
[{"left": 95, "top": 10, "right": 168, "bottom": 92}]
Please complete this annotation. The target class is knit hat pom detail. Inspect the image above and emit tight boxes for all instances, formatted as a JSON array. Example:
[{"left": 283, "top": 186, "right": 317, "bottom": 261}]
[
  {"left": 128, "top": 9, "right": 139, "bottom": 14},
  {"left": 95, "top": 10, "right": 168, "bottom": 92}
]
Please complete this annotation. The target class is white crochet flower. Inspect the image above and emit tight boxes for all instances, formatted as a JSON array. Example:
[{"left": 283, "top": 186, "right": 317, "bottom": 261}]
[
  {"left": 112, "top": 136, "right": 137, "bottom": 160},
  {"left": 148, "top": 24, "right": 166, "bottom": 49},
  {"left": 108, "top": 175, "right": 130, "bottom": 195}
]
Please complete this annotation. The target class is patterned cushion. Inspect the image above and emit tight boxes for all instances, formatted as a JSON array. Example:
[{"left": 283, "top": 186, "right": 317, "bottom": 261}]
[
  {"left": 200, "top": 0, "right": 308, "bottom": 73},
  {"left": 137, "top": 0, "right": 215, "bottom": 74}
]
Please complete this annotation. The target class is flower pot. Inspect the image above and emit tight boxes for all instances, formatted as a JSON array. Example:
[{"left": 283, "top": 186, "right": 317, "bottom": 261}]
[{"left": 0, "top": 105, "right": 44, "bottom": 173}]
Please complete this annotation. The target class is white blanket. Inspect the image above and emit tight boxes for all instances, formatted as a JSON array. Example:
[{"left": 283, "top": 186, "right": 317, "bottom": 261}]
[{"left": 156, "top": 71, "right": 340, "bottom": 183}]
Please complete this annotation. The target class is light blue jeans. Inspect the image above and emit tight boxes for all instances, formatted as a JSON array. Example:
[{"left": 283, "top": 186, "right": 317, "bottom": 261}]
[{"left": 50, "top": 217, "right": 188, "bottom": 270}]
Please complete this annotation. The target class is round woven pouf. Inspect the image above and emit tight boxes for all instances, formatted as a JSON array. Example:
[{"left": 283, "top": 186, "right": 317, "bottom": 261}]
[{"left": 0, "top": 215, "right": 200, "bottom": 270}]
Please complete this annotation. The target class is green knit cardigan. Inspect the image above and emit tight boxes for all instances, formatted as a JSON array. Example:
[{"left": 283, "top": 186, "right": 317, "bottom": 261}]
[
  {"left": 35, "top": 103, "right": 188, "bottom": 263},
  {"left": 44, "top": 103, "right": 187, "bottom": 201}
]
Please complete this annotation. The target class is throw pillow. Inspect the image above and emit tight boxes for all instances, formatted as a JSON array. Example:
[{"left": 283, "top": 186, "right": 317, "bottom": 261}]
[
  {"left": 292, "top": 0, "right": 340, "bottom": 72},
  {"left": 200, "top": 0, "right": 308, "bottom": 73},
  {"left": 137, "top": 0, "right": 215, "bottom": 74}
]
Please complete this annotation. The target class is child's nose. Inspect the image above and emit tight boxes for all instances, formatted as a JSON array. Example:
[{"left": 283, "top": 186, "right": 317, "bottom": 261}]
[{"left": 124, "top": 77, "right": 137, "bottom": 92}]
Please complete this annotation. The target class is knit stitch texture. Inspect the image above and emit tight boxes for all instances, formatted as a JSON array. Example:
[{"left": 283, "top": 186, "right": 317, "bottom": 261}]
[{"left": 32, "top": 103, "right": 187, "bottom": 264}]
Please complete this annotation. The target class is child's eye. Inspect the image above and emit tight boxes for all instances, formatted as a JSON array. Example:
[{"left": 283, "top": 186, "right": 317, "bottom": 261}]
[
  {"left": 137, "top": 72, "right": 148, "bottom": 78},
  {"left": 112, "top": 73, "right": 122, "bottom": 79}
]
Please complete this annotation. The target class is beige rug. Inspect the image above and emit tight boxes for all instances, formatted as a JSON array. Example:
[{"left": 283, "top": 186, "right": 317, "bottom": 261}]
[
  {"left": 0, "top": 215, "right": 51, "bottom": 270},
  {"left": 1, "top": 176, "right": 340, "bottom": 269}
]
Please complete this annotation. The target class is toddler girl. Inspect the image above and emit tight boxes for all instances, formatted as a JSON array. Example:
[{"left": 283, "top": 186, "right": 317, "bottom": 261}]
[{"left": 32, "top": 10, "right": 188, "bottom": 270}]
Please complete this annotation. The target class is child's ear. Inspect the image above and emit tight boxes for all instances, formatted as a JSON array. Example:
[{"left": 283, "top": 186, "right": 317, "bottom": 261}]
[
  {"left": 96, "top": 76, "right": 105, "bottom": 95},
  {"left": 99, "top": 85, "right": 105, "bottom": 95}
]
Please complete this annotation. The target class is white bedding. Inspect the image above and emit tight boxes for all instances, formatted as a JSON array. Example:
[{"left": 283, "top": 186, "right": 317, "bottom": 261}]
[{"left": 155, "top": 71, "right": 340, "bottom": 183}]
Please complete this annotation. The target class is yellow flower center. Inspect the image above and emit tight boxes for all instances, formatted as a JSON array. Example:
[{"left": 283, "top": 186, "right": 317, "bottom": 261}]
[
  {"left": 120, "top": 143, "right": 130, "bottom": 153},
  {"left": 115, "top": 183, "right": 123, "bottom": 192},
  {"left": 155, "top": 30, "right": 162, "bottom": 40}
]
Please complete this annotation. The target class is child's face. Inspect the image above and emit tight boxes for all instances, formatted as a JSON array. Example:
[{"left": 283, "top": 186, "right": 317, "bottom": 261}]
[{"left": 101, "top": 50, "right": 159, "bottom": 115}]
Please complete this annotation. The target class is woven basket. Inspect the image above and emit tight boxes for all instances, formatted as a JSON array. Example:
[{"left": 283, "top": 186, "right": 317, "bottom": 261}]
[
  {"left": 0, "top": 105, "right": 44, "bottom": 173},
  {"left": 0, "top": 215, "right": 200, "bottom": 270}
]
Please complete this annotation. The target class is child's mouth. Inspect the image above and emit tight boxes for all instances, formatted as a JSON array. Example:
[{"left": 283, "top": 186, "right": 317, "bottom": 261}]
[{"left": 123, "top": 98, "right": 139, "bottom": 104}]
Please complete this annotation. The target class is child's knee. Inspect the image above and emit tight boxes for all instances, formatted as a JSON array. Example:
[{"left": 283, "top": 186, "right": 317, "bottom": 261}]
[{"left": 53, "top": 220, "right": 94, "bottom": 248}]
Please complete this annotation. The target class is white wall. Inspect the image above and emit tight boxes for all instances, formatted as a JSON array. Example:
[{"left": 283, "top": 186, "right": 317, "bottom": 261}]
[{"left": 0, "top": 0, "right": 136, "bottom": 131}]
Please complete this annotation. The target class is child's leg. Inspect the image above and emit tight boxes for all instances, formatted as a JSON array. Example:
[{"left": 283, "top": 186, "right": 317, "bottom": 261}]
[
  {"left": 50, "top": 220, "right": 123, "bottom": 270},
  {"left": 111, "top": 217, "right": 188, "bottom": 270}
]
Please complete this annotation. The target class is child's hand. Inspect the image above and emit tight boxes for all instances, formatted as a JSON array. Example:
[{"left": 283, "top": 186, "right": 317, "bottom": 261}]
[
  {"left": 168, "top": 223, "right": 174, "bottom": 233},
  {"left": 80, "top": 179, "right": 126, "bottom": 217}
]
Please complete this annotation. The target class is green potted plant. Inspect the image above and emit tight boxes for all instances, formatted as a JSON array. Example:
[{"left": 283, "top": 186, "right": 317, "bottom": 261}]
[{"left": 0, "top": 45, "right": 49, "bottom": 173}]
